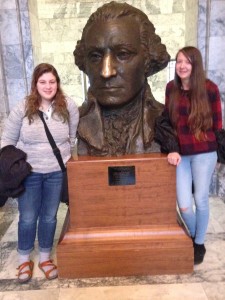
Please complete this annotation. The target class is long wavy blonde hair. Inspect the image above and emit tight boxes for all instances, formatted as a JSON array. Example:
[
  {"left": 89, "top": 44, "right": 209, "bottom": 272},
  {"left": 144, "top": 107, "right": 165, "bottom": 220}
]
[{"left": 25, "top": 63, "right": 69, "bottom": 124}]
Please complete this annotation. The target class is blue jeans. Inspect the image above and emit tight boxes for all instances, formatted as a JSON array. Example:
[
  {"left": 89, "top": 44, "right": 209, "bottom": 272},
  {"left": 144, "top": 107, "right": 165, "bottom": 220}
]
[
  {"left": 17, "top": 171, "right": 63, "bottom": 255},
  {"left": 176, "top": 151, "right": 217, "bottom": 244}
]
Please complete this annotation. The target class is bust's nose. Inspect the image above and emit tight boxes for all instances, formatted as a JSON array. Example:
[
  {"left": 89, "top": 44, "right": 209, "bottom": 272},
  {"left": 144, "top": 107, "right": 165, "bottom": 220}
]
[{"left": 100, "top": 53, "right": 117, "bottom": 78}]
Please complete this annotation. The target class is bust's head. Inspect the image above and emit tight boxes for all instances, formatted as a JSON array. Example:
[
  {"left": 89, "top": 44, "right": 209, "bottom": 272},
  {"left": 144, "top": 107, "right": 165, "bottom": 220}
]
[{"left": 74, "top": 1, "right": 170, "bottom": 108}]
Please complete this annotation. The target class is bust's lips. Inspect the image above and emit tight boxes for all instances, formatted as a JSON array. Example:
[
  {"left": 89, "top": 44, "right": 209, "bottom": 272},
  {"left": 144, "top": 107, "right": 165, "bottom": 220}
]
[{"left": 99, "top": 86, "right": 123, "bottom": 91}]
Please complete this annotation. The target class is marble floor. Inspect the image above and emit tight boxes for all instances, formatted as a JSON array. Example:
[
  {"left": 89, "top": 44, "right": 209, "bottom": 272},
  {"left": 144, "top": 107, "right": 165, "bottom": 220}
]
[{"left": 0, "top": 196, "right": 224, "bottom": 300}]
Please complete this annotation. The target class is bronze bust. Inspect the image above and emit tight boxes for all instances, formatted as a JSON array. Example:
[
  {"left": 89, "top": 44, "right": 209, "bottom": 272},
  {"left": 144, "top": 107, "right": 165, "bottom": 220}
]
[{"left": 74, "top": 1, "right": 170, "bottom": 156}]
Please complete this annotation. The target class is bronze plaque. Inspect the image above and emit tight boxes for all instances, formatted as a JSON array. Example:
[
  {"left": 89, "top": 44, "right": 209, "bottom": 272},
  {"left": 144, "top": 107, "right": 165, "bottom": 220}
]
[{"left": 108, "top": 166, "right": 135, "bottom": 186}]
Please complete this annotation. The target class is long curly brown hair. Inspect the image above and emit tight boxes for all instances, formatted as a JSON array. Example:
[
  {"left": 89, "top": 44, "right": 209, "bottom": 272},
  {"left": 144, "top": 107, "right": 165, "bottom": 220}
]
[
  {"left": 168, "top": 46, "right": 212, "bottom": 140},
  {"left": 25, "top": 63, "right": 69, "bottom": 124}
]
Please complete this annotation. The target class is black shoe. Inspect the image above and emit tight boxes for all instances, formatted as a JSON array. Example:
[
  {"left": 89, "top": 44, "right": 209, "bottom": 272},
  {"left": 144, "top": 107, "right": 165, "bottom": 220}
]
[{"left": 194, "top": 243, "right": 206, "bottom": 265}]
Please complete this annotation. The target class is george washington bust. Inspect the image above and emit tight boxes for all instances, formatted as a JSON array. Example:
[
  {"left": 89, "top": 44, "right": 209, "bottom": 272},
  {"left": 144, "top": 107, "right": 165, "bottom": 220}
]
[{"left": 74, "top": 1, "right": 170, "bottom": 156}]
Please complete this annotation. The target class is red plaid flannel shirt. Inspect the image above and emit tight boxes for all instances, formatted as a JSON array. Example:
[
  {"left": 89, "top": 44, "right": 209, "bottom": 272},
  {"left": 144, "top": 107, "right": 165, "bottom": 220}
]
[{"left": 165, "top": 79, "right": 222, "bottom": 155}]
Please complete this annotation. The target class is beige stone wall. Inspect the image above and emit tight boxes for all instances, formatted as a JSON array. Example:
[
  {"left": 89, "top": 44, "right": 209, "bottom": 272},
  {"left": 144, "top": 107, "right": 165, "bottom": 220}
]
[
  {"left": 28, "top": 0, "right": 42, "bottom": 65},
  {"left": 185, "top": 0, "right": 198, "bottom": 46},
  {"left": 28, "top": 0, "right": 198, "bottom": 106}
]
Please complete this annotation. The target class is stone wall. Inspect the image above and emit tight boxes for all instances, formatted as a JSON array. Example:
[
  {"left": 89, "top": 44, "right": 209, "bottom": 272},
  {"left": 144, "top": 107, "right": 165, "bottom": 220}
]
[
  {"left": 0, "top": 0, "right": 34, "bottom": 142},
  {"left": 0, "top": 35, "right": 8, "bottom": 138},
  {"left": 199, "top": 0, "right": 225, "bottom": 197},
  {"left": 197, "top": 0, "right": 225, "bottom": 196},
  {"left": 28, "top": 0, "right": 42, "bottom": 65}
]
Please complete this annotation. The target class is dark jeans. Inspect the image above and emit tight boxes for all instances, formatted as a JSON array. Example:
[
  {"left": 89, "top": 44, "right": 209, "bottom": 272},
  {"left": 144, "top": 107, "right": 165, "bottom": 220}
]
[{"left": 17, "top": 171, "right": 63, "bottom": 254}]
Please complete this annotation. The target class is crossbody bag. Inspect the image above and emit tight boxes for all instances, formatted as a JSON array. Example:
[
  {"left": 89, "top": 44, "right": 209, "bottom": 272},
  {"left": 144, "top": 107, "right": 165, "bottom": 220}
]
[{"left": 38, "top": 110, "right": 69, "bottom": 205}]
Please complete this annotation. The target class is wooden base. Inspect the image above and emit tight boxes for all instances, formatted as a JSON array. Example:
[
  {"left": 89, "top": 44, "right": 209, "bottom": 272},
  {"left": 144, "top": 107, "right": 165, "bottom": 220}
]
[
  {"left": 57, "top": 221, "right": 193, "bottom": 278},
  {"left": 57, "top": 154, "right": 193, "bottom": 278}
]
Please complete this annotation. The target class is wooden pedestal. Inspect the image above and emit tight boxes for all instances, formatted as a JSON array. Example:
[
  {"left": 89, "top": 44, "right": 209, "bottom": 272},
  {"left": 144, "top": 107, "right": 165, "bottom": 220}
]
[{"left": 57, "top": 153, "right": 193, "bottom": 278}]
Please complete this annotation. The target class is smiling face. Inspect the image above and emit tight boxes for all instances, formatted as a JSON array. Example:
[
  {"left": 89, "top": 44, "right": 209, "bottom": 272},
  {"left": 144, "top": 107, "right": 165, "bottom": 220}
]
[
  {"left": 84, "top": 17, "right": 147, "bottom": 107},
  {"left": 175, "top": 51, "right": 192, "bottom": 85},
  {"left": 36, "top": 72, "right": 57, "bottom": 102}
]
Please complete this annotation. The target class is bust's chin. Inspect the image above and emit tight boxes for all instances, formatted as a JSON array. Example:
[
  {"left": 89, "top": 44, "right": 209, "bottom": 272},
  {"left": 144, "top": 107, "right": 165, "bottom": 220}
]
[{"left": 93, "top": 96, "right": 132, "bottom": 108}]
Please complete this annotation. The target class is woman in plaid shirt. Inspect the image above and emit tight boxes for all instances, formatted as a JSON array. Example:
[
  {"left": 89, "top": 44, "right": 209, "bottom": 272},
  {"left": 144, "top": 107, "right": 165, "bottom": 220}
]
[{"left": 165, "top": 46, "right": 222, "bottom": 265}]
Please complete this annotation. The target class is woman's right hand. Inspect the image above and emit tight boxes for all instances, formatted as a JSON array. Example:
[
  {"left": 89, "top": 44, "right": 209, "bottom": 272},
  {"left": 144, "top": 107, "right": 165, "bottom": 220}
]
[{"left": 167, "top": 152, "right": 181, "bottom": 166}]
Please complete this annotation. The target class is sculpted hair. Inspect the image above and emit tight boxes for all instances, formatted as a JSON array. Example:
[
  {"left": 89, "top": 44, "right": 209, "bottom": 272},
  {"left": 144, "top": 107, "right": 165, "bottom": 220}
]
[
  {"left": 74, "top": 1, "right": 170, "bottom": 77},
  {"left": 169, "top": 46, "right": 212, "bottom": 140},
  {"left": 25, "top": 63, "right": 69, "bottom": 124}
]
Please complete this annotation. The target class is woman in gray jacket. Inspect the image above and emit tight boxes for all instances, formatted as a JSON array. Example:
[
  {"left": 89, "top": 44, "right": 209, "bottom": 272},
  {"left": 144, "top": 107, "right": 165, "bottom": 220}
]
[{"left": 1, "top": 63, "right": 79, "bottom": 283}]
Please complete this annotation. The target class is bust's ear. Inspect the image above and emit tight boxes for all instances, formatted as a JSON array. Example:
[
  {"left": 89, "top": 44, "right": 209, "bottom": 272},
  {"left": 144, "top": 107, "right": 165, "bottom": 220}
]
[{"left": 144, "top": 57, "right": 150, "bottom": 76}]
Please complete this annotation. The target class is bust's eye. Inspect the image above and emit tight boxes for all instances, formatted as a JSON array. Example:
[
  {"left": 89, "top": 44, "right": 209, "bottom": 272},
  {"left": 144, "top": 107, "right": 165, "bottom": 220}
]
[
  {"left": 116, "top": 50, "right": 134, "bottom": 61},
  {"left": 88, "top": 52, "right": 103, "bottom": 63}
]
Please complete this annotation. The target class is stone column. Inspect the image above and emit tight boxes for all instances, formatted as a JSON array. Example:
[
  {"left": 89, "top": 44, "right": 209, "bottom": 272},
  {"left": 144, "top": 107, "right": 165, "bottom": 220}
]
[
  {"left": 198, "top": 0, "right": 225, "bottom": 197},
  {"left": 0, "top": 34, "right": 9, "bottom": 139},
  {"left": 0, "top": 0, "right": 34, "bottom": 143}
]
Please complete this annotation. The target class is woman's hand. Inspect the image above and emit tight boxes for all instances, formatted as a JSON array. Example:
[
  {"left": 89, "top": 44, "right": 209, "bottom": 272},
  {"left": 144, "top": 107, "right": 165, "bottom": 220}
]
[{"left": 167, "top": 152, "right": 181, "bottom": 166}]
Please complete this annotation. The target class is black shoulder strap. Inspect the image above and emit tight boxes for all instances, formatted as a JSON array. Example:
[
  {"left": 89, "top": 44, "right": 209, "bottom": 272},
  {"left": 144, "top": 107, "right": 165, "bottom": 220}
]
[{"left": 38, "top": 110, "right": 66, "bottom": 171}]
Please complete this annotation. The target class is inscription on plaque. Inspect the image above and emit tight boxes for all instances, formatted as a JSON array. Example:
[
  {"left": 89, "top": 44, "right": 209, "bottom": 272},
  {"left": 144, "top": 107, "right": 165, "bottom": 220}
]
[{"left": 108, "top": 166, "right": 135, "bottom": 186}]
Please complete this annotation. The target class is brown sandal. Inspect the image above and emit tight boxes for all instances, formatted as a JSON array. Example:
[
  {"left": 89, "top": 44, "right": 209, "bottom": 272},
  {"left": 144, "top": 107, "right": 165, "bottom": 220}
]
[
  {"left": 38, "top": 259, "right": 58, "bottom": 280},
  {"left": 17, "top": 260, "right": 34, "bottom": 283}
]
